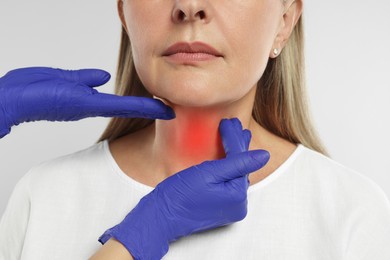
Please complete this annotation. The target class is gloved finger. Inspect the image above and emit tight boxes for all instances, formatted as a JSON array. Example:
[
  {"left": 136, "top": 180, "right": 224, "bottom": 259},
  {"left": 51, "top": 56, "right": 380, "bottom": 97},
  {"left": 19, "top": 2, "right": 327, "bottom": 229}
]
[
  {"left": 2, "top": 67, "right": 49, "bottom": 77},
  {"left": 80, "top": 92, "right": 176, "bottom": 120},
  {"left": 243, "top": 129, "right": 252, "bottom": 150},
  {"left": 204, "top": 149, "right": 270, "bottom": 183},
  {"left": 231, "top": 118, "right": 251, "bottom": 149},
  {"left": 231, "top": 117, "right": 243, "bottom": 130},
  {"left": 53, "top": 68, "right": 111, "bottom": 87},
  {"left": 2, "top": 67, "right": 57, "bottom": 83},
  {"left": 219, "top": 118, "right": 249, "bottom": 157},
  {"left": 4, "top": 67, "right": 111, "bottom": 87}
]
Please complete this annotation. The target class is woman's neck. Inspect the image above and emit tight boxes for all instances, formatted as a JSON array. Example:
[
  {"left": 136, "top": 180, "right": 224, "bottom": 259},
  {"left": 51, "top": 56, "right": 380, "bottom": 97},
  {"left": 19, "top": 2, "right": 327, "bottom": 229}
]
[
  {"left": 150, "top": 105, "right": 254, "bottom": 177},
  {"left": 108, "top": 86, "right": 297, "bottom": 187}
]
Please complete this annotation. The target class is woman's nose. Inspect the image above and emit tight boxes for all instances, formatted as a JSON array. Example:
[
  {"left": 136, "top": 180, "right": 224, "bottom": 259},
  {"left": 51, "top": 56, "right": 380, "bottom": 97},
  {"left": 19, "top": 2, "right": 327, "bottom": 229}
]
[{"left": 172, "top": 0, "right": 211, "bottom": 24}]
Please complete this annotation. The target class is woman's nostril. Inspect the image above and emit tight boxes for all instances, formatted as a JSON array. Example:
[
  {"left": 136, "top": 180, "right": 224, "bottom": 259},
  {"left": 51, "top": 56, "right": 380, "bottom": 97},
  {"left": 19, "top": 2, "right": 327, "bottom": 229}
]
[
  {"left": 178, "top": 10, "right": 185, "bottom": 21},
  {"left": 197, "top": 10, "right": 206, "bottom": 20},
  {"left": 175, "top": 9, "right": 206, "bottom": 22}
]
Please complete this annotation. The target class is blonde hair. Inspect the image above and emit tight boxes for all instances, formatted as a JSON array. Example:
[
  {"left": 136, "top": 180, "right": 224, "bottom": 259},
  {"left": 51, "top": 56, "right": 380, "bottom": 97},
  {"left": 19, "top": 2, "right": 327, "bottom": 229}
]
[{"left": 98, "top": 15, "right": 329, "bottom": 156}]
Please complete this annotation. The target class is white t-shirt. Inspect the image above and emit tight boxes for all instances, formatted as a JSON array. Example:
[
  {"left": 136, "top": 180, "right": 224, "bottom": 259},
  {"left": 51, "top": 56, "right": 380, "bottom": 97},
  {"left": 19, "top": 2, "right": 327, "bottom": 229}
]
[{"left": 1, "top": 141, "right": 390, "bottom": 260}]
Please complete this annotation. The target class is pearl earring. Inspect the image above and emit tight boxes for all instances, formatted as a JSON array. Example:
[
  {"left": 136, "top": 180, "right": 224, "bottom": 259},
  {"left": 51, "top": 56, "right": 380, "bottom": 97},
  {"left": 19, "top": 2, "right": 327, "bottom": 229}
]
[{"left": 273, "top": 48, "right": 279, "bottom": 56}]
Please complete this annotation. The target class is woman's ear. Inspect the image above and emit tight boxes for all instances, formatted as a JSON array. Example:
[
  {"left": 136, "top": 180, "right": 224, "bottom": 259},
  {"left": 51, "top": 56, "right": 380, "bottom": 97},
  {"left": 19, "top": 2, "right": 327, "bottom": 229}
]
[
  {"left": 270, "top": 0, "right": 303, "bottom": 57},
  {"left": 117, "top": 0, "right": 129, "bottom": 34}
]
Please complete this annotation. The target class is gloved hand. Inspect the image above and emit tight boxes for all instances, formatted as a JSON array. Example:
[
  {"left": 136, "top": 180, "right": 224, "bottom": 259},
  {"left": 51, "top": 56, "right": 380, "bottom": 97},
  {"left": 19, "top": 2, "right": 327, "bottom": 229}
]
[
  {"left": 0, "top": 67, "right": 175, "bottom": 138},
  {"left": 98, "top": 118, "right": 270, "bottom": 260}
]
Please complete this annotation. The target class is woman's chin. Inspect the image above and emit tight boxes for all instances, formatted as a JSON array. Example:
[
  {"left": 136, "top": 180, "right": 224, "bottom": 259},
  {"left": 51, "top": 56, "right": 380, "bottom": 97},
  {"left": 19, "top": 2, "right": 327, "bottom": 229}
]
[
  {"left": 154, "top": 93, "right": 224, "bottom": 108},
  {"left": 161, "top": 97, "right": 216, "bottom": 108}
]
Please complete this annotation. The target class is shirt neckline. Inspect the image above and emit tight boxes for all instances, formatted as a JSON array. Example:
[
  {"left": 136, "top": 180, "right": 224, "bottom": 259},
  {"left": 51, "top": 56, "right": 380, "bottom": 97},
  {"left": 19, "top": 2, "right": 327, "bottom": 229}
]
[
  {"left": 102, "top": 140, "right": 304, "bottom": 194},
  {"left": 246, "top": 144, "right": 303, "bottom": 193}
]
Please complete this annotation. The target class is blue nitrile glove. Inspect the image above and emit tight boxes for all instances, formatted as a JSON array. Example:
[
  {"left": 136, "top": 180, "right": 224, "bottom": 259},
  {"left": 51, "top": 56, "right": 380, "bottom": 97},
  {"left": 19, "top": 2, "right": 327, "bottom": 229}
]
[
  {"left": 98, "top": 118, "right": 270, "bottom": 260},
  {"left": 219, "top": 117, "right": 252, "bottom": 157},
  {"left": 0, "top": 67, "right": 175, "bottom": 138}
]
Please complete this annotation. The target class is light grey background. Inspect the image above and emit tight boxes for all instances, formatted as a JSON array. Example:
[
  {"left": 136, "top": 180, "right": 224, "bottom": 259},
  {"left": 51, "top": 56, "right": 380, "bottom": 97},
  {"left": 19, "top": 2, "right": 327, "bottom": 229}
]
[{"left": 1, "top": 0, "right": 389, "bottom": 215}]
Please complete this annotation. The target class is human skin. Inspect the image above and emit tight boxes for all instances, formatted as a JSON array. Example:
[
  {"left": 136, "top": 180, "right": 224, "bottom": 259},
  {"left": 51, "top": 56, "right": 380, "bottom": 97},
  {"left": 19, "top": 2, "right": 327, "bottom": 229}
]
[{"left": 90, "top": 0, "right": 303, "bottom": 258}]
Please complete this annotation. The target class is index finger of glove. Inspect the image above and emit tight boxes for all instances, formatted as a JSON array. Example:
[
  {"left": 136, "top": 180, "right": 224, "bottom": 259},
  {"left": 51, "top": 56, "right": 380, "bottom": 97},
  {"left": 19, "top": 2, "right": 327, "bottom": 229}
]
[
  {"left": 219, "top": 118, "right": 250, "bottom": 157},
  {"left": 81, "top": 93, "right": 176, "bottom": 120},
  {"left": 53, "top": 68, "right": 111, "bottom": 87},
  {"left": 2, "top": 67, "right": 111, "bottom": 89},
  {"left": 200, "top": 149, "right": 270, "bottom": 183}
]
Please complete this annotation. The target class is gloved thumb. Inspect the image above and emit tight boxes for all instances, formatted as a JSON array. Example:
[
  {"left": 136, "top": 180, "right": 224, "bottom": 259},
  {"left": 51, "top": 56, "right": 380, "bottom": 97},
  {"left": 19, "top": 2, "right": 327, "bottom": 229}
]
[
  {"left": 54, "top": 68, "right": 111, "bottom": 87},
  {"left": 206, "top": 149, "right": 270, "bottom": 183}
]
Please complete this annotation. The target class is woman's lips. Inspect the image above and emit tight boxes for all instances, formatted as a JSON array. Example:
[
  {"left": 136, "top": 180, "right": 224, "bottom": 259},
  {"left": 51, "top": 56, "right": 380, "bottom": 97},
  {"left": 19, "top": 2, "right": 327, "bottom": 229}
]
[
  {"left": 163, "top": 52, "right": 220, "bottom": 64},
  {"left": 162, "top": 41, "right": 223, "bottom": 65}
]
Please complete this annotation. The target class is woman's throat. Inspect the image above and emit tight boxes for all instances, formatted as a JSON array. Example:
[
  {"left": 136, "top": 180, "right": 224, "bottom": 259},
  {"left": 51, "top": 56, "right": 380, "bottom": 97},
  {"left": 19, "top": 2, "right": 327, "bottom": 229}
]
[
  {"left": 177, "top": 117, "right": 225, "bottom": 161},
  {"left": 155, "top": 108, "right": 227, "bottom": 167}
]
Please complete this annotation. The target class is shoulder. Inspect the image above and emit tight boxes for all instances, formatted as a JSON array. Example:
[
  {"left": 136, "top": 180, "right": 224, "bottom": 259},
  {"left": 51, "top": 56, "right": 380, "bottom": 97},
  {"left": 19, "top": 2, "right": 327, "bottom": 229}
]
[
  {"left": 22, "top": 140, "right": 110, "bottom": 189},
  {"left": 296, "top": 145, "right": 382, "bottom": 189},
  {"left": 294, "top": 145, "right": 390, "bottom": 209},
  {"left": 43, "top": 140, "right": 107, "bottom": 166}
]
